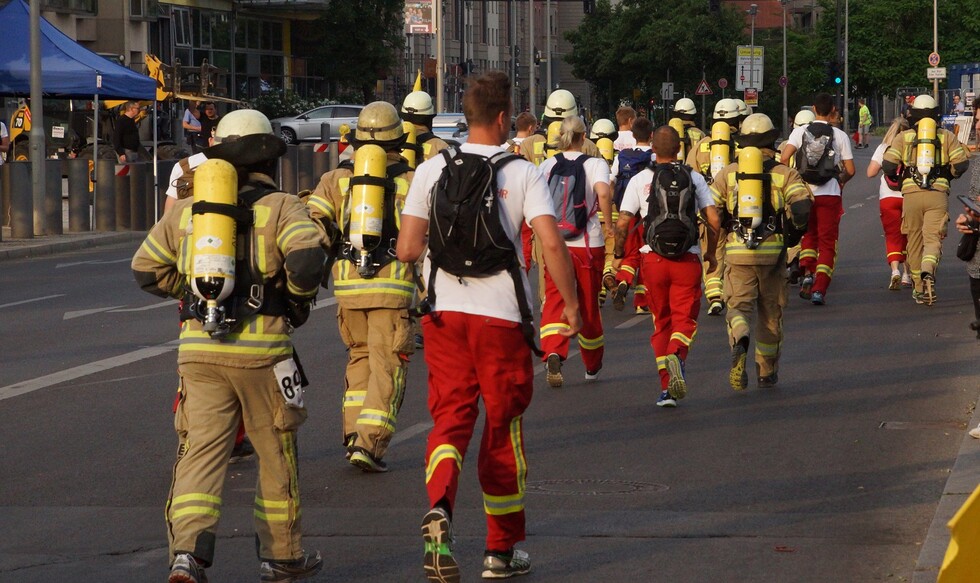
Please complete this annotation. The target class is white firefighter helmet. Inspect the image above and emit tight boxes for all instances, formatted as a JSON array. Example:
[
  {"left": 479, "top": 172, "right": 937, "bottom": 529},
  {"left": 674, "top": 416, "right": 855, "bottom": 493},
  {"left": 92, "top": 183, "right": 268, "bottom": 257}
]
[
  {"left": 207, "top": 109, "right": 285, "bottom": 166},
  {"left": 734, "top": 99, "right": 751, "bottom": 117},
  {"left": 353, "top": 101, "right": 406, "bottom": 147},
  {"left": 912, "top": 94, "right": 938, "bottom": 110},
  {"left": 545, "top": 89, "right": 578, "bottom": 119},
  {"left": 213, "top": 109, "right": 274, "bottom": 144},
  {"left": 401, "top": 91, "right": 435, "bottom": 116},
  {"left": 590, "top": 118, "right": 616, "bottom": 140},
  {"left": 713, "top": 98, "right": 740, "bottom": 121},
  {"left": 674, "top": 98, "right": 697, "bottom": 116},
  {"left": 740, "top": 113, "right": 775, "bottom": 136},
  {"left": 793, "top": 109, "right": 816, "bottom": 128}
]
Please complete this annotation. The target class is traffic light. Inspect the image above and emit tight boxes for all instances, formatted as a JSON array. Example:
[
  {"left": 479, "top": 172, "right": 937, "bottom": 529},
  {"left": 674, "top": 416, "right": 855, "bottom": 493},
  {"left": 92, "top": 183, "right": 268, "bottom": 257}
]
[
  {"left": 826, "top": 61, "right": 842, "bottom": 86},
  {"left": 584, "top": 0, "right": 596, "bottom": 14},
  {"left": 709, "top": 0, "right": 721, "bottom": 12}
]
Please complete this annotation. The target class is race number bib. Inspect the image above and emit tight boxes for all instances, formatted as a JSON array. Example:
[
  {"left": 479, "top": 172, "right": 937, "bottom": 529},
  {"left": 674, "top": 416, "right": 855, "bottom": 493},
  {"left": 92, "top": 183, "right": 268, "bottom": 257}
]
[{"left": 273, "top": 358, "right": 305, "bottom": 408}]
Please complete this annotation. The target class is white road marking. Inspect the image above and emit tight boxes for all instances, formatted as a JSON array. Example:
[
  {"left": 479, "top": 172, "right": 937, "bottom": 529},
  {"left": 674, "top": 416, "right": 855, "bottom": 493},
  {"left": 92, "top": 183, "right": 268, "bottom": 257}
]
[
  {"left": 615, "top": 315, "right": 649, "bottom": 329},
  {"left": 0, "top": 340, "right": 179, "bottom": 401},
  {"left": 849, "top": 203, "right": 864, "bottom": 209},
  {"left": 0, "top": 294, "right": 65, "bottom": 310},
  {"left": 63, "top": 306, "right": 126, "bottom": 320},
  {"left": 390, "top": 421, "right": 433, "bottom": 445},
  {"left": 56, "top": 258, "right": 132, "bottom": 269},
  {"left": 311, "top": 296, "right": 338, "bottom": 311},
  {"left": 866, "top": 195, "right": 876, "bottom": 200},
  {"left": 111, "top": 300, "right": 179, "bottom": 312}
]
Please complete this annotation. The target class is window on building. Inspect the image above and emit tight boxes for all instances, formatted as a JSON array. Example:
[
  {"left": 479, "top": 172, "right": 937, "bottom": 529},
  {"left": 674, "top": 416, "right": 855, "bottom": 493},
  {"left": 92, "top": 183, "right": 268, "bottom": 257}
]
[
  {"left": 174, "top": 8, "right": 192, "bottom": 47},
  {"left": 198, "top": 13, "right": 213, "bottom": 48}
]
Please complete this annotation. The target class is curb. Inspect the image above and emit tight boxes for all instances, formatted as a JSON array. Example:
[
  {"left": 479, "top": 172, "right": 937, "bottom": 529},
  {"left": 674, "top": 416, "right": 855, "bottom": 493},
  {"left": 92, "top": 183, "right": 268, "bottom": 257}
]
[
  {"left": 0, "top": 231, "right": 146, "bottom": 262},
  {"left": 912, "top": 392, "right": 980, "bottom": 582}
]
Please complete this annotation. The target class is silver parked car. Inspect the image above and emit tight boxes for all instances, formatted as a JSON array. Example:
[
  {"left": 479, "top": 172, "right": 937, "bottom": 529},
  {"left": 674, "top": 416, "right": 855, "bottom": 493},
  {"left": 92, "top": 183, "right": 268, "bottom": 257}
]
[
  {"left": 430, "top": 113, "right": 468, "bottom": 144},
  {"left": 271, "top": 104, "right": 364, "bottom": 144}
]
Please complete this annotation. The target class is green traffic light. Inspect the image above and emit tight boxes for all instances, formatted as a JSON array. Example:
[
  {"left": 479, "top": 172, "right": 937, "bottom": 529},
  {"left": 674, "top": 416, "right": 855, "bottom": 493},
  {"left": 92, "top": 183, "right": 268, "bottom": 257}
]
[{"left": 834, "top": 77, "right": 842, "bottom": 84}]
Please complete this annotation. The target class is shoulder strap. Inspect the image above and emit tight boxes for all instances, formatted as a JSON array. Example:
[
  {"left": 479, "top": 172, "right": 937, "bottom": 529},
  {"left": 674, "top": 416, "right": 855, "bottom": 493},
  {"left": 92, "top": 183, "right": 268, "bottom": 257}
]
[{"left": 417, "top": 131, "right": 436, "bottom": 144}]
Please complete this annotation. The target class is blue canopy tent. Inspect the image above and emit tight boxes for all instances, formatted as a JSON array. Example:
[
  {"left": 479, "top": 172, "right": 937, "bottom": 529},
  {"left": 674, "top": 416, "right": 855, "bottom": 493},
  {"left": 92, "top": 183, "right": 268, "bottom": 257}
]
[{"left": 0, "top": 0, "right": 160, "bottom": 225}]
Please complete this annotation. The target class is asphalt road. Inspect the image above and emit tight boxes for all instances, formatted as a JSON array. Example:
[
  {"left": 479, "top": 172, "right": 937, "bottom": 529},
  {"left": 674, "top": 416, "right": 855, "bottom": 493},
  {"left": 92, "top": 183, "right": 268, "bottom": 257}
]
[{"left": 1, "top": 144, "right": 977, "bottom": 583}]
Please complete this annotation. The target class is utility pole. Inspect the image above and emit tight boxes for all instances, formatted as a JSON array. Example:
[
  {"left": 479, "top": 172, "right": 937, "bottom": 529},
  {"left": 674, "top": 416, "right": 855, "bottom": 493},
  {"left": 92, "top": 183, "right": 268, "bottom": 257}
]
[
  {"left": 529, "top": 0, "right": 536, "bottom": 117},
  {"left": 932, "top": 0, "right": 938, "bottom": 99},
  {"left": 435, "top": 0, "right": 444, "bottom": 112},
  {"left": 843, "top": 0, "right": 849, "bottom": 133},
  {"left": 29, "top": 0, "right": 45, "bottom": 236},
  {"left": 781, "top": 0, "right": 789, "bottom": 138},
  {"left": 546, "top": 0, "right": 552, "bottom": 94}
]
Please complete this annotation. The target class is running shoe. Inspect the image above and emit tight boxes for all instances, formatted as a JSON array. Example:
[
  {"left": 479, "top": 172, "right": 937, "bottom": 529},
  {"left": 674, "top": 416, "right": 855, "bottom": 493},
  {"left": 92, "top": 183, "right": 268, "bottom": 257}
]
[
  {"left": 799, "top": 274, "right": 814, "bottom": 300},
  {"left": 656, "top": 390, "right": 677, "bottom": 408},
  {"left": 921, "top": 273, "right": 936, "bottom": 305},
  {"left": 422, "top": 507, "right": 459, "bottom": 583},
  {"left": 664, "top": 354, "right": 687, "bottom": 400},
  {"left": 259, "top": 551, "right": 323, "bottom": 582},
  {"left": 888, "top": 273, "right": 901, "bottom": 291},
  {"left": 758, "top": 373, "right": 778, "bottom": 388},
  {"left": 349, "top": 449, "right": 388, "bottom": 473},
  {"left": 612, "top": 282, "right": 629, "bottom": 312},
  {"left": 169, "top": 553, "right": 207, "bottom": 583},
  {"left": 546, "top": 353, "right": 563, "bottom": 388},
  {"left": 811, "top": 291, "right": 825, "bottom": 306},
  {"left": 730, "top": 340, "right": 749, "bottom": 391},
  {"left": 482, "top": 548, "right": 531, "bottom": 579}
]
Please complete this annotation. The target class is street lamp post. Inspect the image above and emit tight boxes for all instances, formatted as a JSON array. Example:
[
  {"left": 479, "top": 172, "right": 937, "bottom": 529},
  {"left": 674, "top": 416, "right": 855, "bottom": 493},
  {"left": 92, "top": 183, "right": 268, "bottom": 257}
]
[
  {"left": 781, "top": 0, "right": 788, "bottom": 138},
  {"left": 748, "top": 4, "right": 758, "bottom": 103}
]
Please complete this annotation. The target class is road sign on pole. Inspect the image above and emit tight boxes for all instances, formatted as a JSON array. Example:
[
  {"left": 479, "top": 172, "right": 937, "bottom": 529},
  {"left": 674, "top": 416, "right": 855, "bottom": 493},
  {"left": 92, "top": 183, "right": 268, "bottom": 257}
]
[
  {"left": 744, "top": 88, "right": 758, "bottom": 107},
  {"left": 927, "top": 67, "right": 947, "bottom": 80},
  {"left": 735, "top": 45, "right": 764, "bottom": 92},
  {"left": 661, "top": 82, "right": 675, "bottom": 101},
  {"left": 695, "top": 79, "right": 712, "bottom": 96},
  {"left": 928, "top": 52, "right": 941, "bottom": 67},
  {"left": 718, "top": 78, "right": 728, "bottom": 89},
  {"left": 778, "top": 76, "right": 788, "bottom": 88}
]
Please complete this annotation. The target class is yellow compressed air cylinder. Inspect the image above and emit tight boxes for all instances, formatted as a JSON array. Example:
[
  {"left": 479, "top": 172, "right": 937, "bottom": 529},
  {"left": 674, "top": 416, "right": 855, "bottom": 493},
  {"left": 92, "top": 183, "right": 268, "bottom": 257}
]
[
  {"left": 737, "top": 146, "right": 764, "bottom": 231},
  {"left": 597, "top": 137, "right": 614, "bottom": 166},
  {"left": 401, "top": 121, "right": 418, "bottom": 169},
  {"left": 349, "top": 144, "right": 387, "bottom": 254},
  {"left": 668, "top": 118, "right": 687, "bottom": 161},
  {"left": 190, "top": 159, "right": 238, "bottom": 331},
  {"left": 709, "top": 121, "right": 731, "bottom": 179},
  {"left": 545, "top": 121, "right": 562, "bottom": 158},
  {"left": 916, "top": 117, "right": 937, "bottom": 187}
]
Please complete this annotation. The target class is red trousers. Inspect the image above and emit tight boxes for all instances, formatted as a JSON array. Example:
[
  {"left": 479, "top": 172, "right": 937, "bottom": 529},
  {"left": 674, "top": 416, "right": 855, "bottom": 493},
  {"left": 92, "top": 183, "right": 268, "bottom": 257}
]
[
  {"left": 520, "top": 223, "right": 534, "bottom": 272},
  {"left": 421, "top": 311, "right": 533, "bottom": 551},
  {"left": 879, "top": 197, "right": 907, "bottom": 265},
  {"left": 642, "top": 252, "right": 702, "bottom": 390},
  {"left": 799, "top": 195, "right": 844, "bottom": 296},
  {"left": 541, "top": 246, "right": 605, "bottom": 372},
  {"left": 615, "top": 218, "right": 648, "bottom": 309}
]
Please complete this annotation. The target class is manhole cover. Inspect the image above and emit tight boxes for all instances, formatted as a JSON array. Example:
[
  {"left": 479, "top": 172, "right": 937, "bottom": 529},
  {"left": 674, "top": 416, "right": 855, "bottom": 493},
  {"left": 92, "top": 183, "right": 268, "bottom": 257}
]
[{"left": 526, "top": 479, "right": 669, "bottom": 496}]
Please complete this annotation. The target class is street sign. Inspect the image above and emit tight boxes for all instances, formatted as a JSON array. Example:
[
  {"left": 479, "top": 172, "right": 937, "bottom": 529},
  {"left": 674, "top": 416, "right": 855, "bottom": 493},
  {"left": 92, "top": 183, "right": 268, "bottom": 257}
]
[
  {"left": 718, "top": 78, "right": 728, "bottom": 89},
  {"left": 928, "top": 52, "right": 941, "bottom": 67},
  {"left": 695, "top": 79, "right": 712, "bottom": 96},
  {"left": 927, "top": 67, "right": 947, "bottom": 80},
  {"left": 778, "top": 75, "right": 788, "bottom": 88},
  {"left": 661, "top": 82, "right": 675, "bottom": 101},
  {"left": 736, "top": 45, "right": 764, "bottom": 92},
  {"left": 744, "top": 88, "right": 758, "bottom": 107}
]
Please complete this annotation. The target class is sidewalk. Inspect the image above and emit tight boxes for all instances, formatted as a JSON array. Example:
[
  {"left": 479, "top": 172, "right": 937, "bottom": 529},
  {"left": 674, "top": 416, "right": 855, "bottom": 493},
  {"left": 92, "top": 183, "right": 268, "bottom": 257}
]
[{"left": 0, "top": 225, "right": 145, "bottom": 262}]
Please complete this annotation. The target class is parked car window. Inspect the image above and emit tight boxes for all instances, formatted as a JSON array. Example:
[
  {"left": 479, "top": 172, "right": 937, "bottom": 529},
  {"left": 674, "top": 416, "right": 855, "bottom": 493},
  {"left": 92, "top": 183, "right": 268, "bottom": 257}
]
[
  {"left": 305, "top": 108, "right": 332, "bottom": 120},
  {"left": 333, "top": 107, "right": 361, "bottom": 118}
]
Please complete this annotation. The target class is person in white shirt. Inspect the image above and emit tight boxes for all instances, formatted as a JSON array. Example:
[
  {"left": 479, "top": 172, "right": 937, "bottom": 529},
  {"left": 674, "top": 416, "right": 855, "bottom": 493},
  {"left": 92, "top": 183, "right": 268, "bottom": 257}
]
[
  {"left": 503, "top": 111, "right": 537, "bottom": 155},
  {"left": 866, "top": 117, "right": 911, "bottom": 289},
  {"left": 182, "top": 101, "right": 202, "bottom": 153},
  {"left": 613, "top": 125, "right": 720, "bottom": 407},
  {"left": 780, "top": 92, "right": 855, "bottom": 306},
  {"left": 162, "top": 151, "right": 209, "bottom": 214},
  {"left": 613, "top": 105, "right": 637, "bottom": 151},
  {"left": 397, "top": 70, "right": 581, "bottom": 583},
  {"left": 537, "top": 115, "right": 613, "bottom": 388}
]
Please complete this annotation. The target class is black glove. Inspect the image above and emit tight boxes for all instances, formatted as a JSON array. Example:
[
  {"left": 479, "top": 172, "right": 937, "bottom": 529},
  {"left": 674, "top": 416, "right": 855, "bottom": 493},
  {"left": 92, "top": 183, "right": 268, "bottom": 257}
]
[
  {"left": 285, "top": 296, "right": 313, "bottom": 328},
  {"left": 784, "top": 222, "right": 807, "bottom": 249}
]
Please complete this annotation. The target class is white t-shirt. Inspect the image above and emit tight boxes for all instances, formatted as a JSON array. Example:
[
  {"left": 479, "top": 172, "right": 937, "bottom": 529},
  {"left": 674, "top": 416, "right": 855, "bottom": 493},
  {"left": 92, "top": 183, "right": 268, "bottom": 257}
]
[
  {"left": 538, "top": 151, "right": 609, "bottom": 249},
  {"left": 871, "top": 143, "right": 902, "bottom": 200},
  {"left": 165, "top": 152, "right": 208, "bottom": 199},
  {"left": 786, "top": 120, "right": 853, "bottom": 196},
  {"left": 402, "top": 143, "right": 556, "bottom": 323},
  {"left": 610, "top": 144, "right": 652, "bottom": 179},
  {"left": 0, "top": 122, "right": 8, "bottom": 166},
  {"left": 502, "top": 136, "right": 525, "bottom": 150},
  {"left": 614, "top": 130, "right": 636, "bottom": 151},
  {"left": 619, "top": 165, "right": 714, "bottom": 255}
]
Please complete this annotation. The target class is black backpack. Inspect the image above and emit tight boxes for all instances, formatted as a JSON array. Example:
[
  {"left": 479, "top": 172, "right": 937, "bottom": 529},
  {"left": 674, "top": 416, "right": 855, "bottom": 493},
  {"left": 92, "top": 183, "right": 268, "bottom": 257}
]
[
  {"left": 547, "top": 153, "right": 593, "bottom": 240},
  {"left": 613, "top": 148, "right": 653, "bottom": 208},
  {"left": 795, "top": 123, "right": 839, "bottom": 185},
  {"left": 643, "top": 163, "right": 700, "bottom": 259},
  {"left": 426, "top": 147, "right": 542, "bottom": 355}
]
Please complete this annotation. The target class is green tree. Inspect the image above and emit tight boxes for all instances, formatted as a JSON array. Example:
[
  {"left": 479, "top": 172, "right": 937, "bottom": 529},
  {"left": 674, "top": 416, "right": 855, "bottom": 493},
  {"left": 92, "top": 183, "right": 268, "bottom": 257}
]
[
  {"left": 294, "top": 0, "right": 405, "bottom": 103},
  {"left": 565, "top": 0, "right": 746, "bottom": 120}
]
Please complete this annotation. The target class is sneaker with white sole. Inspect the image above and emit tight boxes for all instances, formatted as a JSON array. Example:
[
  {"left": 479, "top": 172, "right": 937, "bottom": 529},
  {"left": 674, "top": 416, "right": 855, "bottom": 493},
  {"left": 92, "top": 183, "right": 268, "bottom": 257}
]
[
  {"left": 970, "top": 424, "right": 980, "bottom": 439},
  {"left": 482, "top": 548, "right": 531, "bottom": 579},
  {"left": 584, "top": 368, "right": 600, "bottom": 381},
  {"left": 656, "top": 390, "right": 677, "bottom": 408},
  {"left": 730, "top": 339, "right": 748, "bottom": 391},
  {"left": 664, "top": 354, "right": 687, "bottom": 400},
  {"left": 888, "top": 273, "right": 901, "bottom": 291},
  {"left": 921, "top": 273, "right": 936, "bottom": 305},
  {"left": 422, "top": 507, "right": 459, "bottom": 583},
  {"left": 799, "top": 274, "right": 814, "bottom": 300},
  {"left": 259, "top": 550, "right": 323, "bottom": 582},
  {"left": 901, "top": 272, "right": 913, "bottom": 287},
  {"left": 612, "top": 281, "right": 629, "bottom": 312},
  {"left": 169, "top": 553, "right": 208, "bottom": 583},
  {"left": 349, "top": 448, "right": 388, "bottom": 473},
  {"left": 546, "top": 353, "right": 563, "bottom": 388}
]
